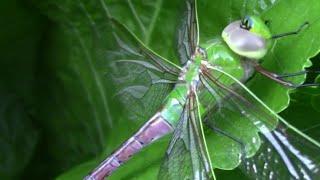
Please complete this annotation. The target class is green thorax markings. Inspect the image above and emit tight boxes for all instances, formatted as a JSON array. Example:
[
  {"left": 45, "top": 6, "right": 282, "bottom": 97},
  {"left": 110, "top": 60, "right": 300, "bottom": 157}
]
[
  {"left": 160, "top": 48, "right": 205, "bottom": 127},
  {"left": 184, "top": 51, "right": 203, "bottom": 85},
  {"left": 204, "top": 39, "right": 245, "bottom": 85},
  {"left": 161, "top": 39, "right": 247, "bottom": 127}
]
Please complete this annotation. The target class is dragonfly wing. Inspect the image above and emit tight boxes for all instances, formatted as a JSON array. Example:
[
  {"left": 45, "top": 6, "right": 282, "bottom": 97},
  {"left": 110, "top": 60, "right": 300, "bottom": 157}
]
[
  {"left": 158, "top": 90, "right": 214, "bottom": 180},
  {"left": 199, "top": 66, "right": 320, "bottom": 179},
  {"left": 241, "top": 124, "right": 320, "bottom": 180},
  {"left": 104, "top": 18, "right": 181, "bottom": 121},
  {"left": 177, "top": 0, "right": 199, "bottom": 65}
]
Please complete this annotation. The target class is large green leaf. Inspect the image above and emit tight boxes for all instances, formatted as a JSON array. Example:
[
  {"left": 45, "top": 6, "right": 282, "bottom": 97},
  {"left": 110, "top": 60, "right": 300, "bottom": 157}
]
[
  {"left": 194, "top": 0, "right": 320, "bottom": 171},
  {"left": 31, "top": 0, "right": 181, "bottom": 177},
  {"left": 34, "top": 12, "right": 113, "bottom": 174},
  {"left": 105, "top": 0, "right": 182, "bottom": 63},
  {"left": 280, "top": 58, "right": 320, "bottom": 139},
  {"left": 197, "top": 0, "right": 320, "bottom": 111},
  {"left": 29, "top": 0, "right": 320, "bottom": 179}
]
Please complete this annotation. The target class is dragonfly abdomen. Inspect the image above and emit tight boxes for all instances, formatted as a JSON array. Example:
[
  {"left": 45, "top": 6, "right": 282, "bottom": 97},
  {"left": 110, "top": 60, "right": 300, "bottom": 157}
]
[{"left": 85, "top": 112, "right": 173, "bottom": 180}]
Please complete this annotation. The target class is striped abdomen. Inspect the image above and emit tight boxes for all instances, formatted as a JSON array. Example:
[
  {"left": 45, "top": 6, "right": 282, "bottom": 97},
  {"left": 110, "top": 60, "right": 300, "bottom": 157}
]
[{"left": 84, "top": 112, "right": 173, "bottom": 180}]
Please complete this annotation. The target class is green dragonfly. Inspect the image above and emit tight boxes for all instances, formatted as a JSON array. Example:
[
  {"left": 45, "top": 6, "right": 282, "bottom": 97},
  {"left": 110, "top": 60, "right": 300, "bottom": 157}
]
[{"left": 85, "top": 0, "right": 320, "bottom": 179}]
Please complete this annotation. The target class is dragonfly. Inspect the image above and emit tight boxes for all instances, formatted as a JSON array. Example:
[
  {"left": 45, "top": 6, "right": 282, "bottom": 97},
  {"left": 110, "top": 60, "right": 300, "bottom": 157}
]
[{"left": 85, "top": 0, "right": 320, "bottom": 179}]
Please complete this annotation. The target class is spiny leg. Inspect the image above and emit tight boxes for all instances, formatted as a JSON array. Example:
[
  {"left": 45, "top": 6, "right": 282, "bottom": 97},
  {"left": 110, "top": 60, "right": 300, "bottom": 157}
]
[
  {"left": 255, "top": 21, "right": 317, "bottom": 88},
  {"left": 252, "top": 61, "right": 320, "bottom": 88},
  {"left": 275, "top": 70, "right": 320, "bottom": 78},
  {"left": 271, "top": 22, "right": 309, "bottom": 39}
]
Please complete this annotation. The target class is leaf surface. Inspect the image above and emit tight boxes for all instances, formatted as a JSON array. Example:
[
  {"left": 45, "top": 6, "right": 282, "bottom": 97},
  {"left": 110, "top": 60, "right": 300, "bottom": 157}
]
[{"left": 30, "top": 0, "right": 320, "bottom": 179}]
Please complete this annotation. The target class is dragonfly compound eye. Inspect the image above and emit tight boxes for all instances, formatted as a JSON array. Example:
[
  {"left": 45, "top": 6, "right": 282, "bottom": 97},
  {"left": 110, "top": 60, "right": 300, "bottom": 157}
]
[
  {"left": 240, "top": 16, "right": 252, "bottom": 30},
  {"left": 222, "top": 20, "right": 268, "bottom": 59}
]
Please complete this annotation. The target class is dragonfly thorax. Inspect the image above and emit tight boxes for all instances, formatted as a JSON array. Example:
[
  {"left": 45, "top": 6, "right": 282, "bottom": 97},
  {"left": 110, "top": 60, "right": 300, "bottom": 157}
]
[{"left": 179, "top": 47, "right": 207, "bottom": 86}]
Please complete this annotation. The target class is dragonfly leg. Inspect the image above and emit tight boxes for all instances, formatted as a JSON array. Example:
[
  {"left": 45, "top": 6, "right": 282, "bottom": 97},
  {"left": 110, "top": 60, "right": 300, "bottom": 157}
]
[
  {"left": 252, "top": 61, "right": 320, "bottom": 88},
  {"left": 271, "top": 22, "right": 309, "bottom": 39}
]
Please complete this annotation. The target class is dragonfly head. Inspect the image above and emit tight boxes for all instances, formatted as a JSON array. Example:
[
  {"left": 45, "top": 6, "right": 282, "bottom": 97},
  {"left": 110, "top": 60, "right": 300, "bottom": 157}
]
[{"left": 222, "top": 15, "right": 272, "bottom": 60}]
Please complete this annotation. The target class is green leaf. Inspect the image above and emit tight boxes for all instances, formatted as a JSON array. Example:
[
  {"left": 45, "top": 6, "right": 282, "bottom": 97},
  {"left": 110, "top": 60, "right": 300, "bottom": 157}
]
[
  {"left": 182, "top": 0, "right": 320, "bottom": 171},
  {"left": 29, "top": 0, "right": 186, "bottom": 178},
  {"left": 248, "top": 0, "right": 320, "bottom": 111},
  {"left": 281, "top": 85, "right": 320, "bottom": 139},
  {"left": 30, "top": 0, "right": 320, "bottom": 179},
  {"left": 35, "top": 18, "right": 113, "bottom": 173},
  {"left": 105, "top": 0, "right": 183, "bottom": 63},
  {"left": 278, "top": 54, "right": 320, "bottom": 139},
  {"left": 197, "top": 0, "right": 320, "bottom": 111},
  {"left": 31, "top": 1, "right": 181, "bottom": 176}
]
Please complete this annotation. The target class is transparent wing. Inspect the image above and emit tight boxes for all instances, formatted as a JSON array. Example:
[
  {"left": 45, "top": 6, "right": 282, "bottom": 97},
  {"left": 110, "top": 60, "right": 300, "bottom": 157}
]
[
  {"left": 158, "top": 90, "right": 214, "bottom": 180},
  {"left": 177, "top": 0, "right": 199, "bottom": 65},
  {"left": 102, "top": 18, "right": 181, "bottom": 121},
  {"left": 199, "top": 66, "right": 320, "bottom": 179},
  {"left": 241, "top": 125, "right": 320, "bottom": 180}
]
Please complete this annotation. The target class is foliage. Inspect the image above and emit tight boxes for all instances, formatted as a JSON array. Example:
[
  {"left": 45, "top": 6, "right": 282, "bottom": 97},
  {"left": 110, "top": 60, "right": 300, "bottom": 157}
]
[{"left": 0, "top": 0, "right": 319, "bottom": 179}]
